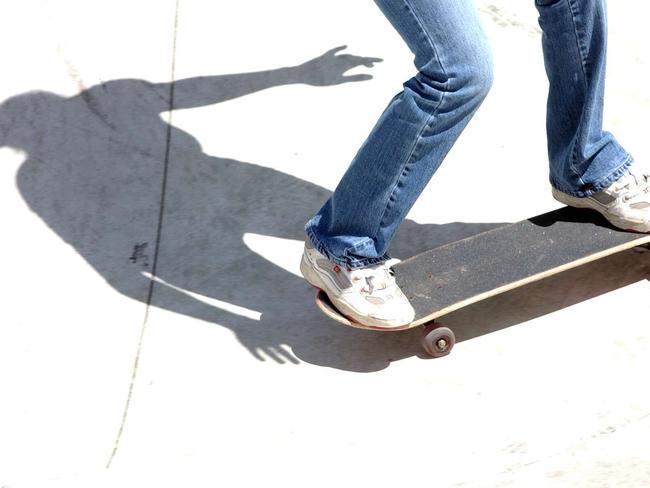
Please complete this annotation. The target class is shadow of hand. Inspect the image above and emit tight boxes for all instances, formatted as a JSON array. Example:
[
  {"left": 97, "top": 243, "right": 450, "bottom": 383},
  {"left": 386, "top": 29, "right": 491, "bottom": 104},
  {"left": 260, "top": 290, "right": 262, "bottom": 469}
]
[{"left": 293, "top": 45, "right": 383, "bottom": 86}]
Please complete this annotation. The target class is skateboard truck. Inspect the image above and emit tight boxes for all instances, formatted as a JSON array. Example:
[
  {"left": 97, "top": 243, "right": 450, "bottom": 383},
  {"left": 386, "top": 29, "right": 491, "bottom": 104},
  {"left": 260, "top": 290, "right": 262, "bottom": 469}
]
[{"left": 633, "top": 243, "right": 650, "bottom": 253}]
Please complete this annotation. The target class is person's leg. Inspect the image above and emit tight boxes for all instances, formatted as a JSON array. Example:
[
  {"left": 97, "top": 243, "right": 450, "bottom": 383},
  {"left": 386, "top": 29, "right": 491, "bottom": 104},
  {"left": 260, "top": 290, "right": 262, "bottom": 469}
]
[
  {"left": 537, "top": 0, "right": 649, "bottom": 233},
  {"left": 535, "top": 0, "right": 633, "bottom": 196},
  {"left": 305, "top": 0, "right": 493, "bottom": 269}
]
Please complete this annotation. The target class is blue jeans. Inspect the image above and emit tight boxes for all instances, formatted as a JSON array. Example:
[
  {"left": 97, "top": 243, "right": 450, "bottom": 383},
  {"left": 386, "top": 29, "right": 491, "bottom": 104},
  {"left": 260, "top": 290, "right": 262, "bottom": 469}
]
[{"left": 305, "top": 0, "right": 632, "bottom": 269}]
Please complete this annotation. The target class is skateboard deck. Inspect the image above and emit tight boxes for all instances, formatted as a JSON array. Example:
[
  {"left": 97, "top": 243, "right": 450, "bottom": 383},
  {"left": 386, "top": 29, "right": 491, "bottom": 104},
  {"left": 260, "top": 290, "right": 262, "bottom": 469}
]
[{"left": 315, "top": 206, "right": 650, "bottom": 355}]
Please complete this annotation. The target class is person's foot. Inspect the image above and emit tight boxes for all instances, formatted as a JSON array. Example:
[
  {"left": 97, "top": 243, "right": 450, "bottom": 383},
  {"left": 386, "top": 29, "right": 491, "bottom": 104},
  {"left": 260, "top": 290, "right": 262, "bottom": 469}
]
[
  {"left": 300, "top": 242, "right": 415, "bottom": 329},
  {"left": 552, "top": 164, "right": 650, "bottom": 233}
]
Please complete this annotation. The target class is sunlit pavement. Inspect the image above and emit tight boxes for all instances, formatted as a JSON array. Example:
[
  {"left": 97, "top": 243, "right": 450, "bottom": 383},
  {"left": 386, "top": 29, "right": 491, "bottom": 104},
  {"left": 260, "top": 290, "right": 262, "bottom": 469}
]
[{"left": 1, "top": 1, "right": 649, "bottom": 486}]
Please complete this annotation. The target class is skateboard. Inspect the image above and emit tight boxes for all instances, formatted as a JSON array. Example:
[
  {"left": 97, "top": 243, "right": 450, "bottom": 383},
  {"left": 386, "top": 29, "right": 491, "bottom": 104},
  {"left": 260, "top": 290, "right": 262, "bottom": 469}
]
[{"left": 315, "top": 206, "right": 650, "bottom": 358}]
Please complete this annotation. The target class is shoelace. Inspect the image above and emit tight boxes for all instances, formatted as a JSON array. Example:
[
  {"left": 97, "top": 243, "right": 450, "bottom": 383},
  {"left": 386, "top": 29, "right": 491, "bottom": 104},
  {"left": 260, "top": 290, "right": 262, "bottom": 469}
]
[
  {"left": 620, "top": 171, "right": 650, "bottom": 202},
  {"left": 351, "top": 266, "right": 394, "bottom": 294}
]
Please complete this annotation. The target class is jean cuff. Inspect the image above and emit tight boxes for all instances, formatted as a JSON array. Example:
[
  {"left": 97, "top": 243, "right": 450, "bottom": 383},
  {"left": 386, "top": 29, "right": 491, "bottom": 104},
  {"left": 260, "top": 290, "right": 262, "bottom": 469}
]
[
  {"left": 305, "top": 227, "right": 390, "bottom": 270},
  {"left": 551, "top": 154, "right": 634, "bottom": 197}
]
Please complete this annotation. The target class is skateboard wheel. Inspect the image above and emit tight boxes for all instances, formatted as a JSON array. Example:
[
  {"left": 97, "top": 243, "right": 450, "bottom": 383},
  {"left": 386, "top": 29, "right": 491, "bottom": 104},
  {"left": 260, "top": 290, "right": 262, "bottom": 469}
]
[{"left": 421, "top": 323, "right": 455, "bottom": 358}]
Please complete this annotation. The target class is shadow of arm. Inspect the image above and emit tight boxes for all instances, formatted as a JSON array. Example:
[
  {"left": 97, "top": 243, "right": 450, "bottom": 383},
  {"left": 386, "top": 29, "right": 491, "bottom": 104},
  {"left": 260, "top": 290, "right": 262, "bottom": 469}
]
[
  {"left": 170, "top": 46, "right": 382, "bottom": 110},
  {"left": 171, "top": 68, "right": 301, "bottom": 109}
]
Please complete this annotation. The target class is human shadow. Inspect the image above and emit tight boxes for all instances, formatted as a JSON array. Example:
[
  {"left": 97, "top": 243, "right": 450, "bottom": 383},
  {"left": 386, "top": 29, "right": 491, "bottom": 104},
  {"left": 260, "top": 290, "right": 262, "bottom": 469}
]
[{"left": 2, "top": 46, "right": 509, "bottom": 372}]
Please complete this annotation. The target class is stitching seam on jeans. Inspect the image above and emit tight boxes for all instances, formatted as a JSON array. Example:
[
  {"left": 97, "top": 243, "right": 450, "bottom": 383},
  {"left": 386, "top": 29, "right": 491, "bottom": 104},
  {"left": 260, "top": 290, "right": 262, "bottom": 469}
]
[
  {"left": 376, "top": 0, "right": 448, "bottom": 235},
  {"left": 567, "top": 0, "right": 590, "bottom": 81},
  {"left": 567, "top": 0, "right": 590, "bottom": 181}
]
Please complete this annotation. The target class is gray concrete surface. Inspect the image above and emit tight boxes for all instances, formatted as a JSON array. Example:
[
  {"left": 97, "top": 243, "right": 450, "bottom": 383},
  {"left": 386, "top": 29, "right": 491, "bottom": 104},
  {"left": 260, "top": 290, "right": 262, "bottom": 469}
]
[{"left": 1, "top": 1, "right": 649, "bottom": 486}]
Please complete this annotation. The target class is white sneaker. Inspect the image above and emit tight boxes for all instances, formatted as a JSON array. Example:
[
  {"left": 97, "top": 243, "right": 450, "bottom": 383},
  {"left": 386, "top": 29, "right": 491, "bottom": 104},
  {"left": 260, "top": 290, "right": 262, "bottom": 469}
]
[
  {"left": 552, "top": 165, "right": 650, "bottom": 233},
  {"left": 300, "top": 242, "right": 415, "bottom": 329}
]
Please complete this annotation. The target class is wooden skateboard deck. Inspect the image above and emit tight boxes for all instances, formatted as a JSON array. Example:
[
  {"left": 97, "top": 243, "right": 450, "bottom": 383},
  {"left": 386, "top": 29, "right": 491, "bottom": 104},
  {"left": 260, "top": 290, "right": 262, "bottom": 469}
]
[{"left": 315, "top": 206, "right": 650, "bottom": 355}]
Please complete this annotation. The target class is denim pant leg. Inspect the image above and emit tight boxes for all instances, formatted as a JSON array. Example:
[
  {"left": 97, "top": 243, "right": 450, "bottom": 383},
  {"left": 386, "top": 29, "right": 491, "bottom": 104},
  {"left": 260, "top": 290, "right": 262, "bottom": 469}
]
[
  {"left": 536, "top": 0, "right": 632, "bottom": 197},
  {"left": 305, "top": 0, "right": 493, "bottom": 269}
]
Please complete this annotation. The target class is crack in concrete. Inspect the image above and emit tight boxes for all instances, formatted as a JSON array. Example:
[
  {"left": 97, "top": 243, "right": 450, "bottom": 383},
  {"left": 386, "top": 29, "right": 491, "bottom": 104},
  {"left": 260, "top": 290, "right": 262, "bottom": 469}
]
[{"left": 105, "top": 0, "right": 181, "bottom": 469}]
